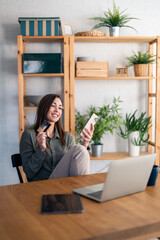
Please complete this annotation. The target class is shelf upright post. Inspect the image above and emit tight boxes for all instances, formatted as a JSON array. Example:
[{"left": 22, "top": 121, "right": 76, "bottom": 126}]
[
  {"left": 17, "top": 35, "right": 25, "bottom": 140},
  {"left": 155, "top": 36, "right": 160, "bottom": 165},
  {"left": 69, "top": 36, "right": 75, "bottom": 138},
  {"left": 17, "top": 35, "right": 28, "bottom": 183},
  {"left": 63, "top": 36, "right": 70, "bottom": 132},
  {"left": 148, "top": 41, "right": 154, "bottom": 153}
]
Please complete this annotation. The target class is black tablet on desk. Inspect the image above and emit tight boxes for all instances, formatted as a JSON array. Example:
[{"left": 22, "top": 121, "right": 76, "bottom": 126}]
[{"left": 41, "top": 193, "right": 84, "bottom": 214}]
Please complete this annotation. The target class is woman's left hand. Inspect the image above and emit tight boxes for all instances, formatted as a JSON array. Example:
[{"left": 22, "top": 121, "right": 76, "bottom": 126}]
[{"left": 81, "top": 123, "right": 94, "bottom": 148}]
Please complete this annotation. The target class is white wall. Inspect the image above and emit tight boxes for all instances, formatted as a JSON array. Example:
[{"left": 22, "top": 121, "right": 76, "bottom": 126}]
[{"left": 0, "top": 0, "right": 160, "bottom": 186}]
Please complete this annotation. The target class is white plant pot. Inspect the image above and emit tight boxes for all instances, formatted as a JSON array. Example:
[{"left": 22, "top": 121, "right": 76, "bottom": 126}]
[
  {"left": 128, "top": 131, "right": 140, "bottom": 157},
  {"left": 109, "top": 27, "right": 120, "bottom": 36}
]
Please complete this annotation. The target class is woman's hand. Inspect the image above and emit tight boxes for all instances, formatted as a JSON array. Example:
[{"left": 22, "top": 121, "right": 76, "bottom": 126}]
[
  {"left": 36, "top": 132, "right": 47, "bottom": 152},
  {"left": 81, "top": 123, "right": 94, "bottom": 148}
]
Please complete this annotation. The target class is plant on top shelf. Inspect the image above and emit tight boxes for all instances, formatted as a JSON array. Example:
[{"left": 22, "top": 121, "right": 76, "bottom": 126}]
[
  {"left": 75, "top": 97, "right": 123, "bottom": 157},
  {"left": 118, "top": 110, "right": 152, "bottom": 156},
  {"left": 89, "top": 1, "right": 139, "bottom": 36},
  {"left": 127, "top": 50, "right": 156, "bottom": 76}
]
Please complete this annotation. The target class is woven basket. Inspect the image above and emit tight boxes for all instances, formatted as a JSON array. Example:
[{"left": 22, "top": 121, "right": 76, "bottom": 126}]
[
  {"left": 75, "top": 30, "right": 106, "bottom": 37},
  {"left": 133, "top": 64, "right": 148, "bottom": 77}
]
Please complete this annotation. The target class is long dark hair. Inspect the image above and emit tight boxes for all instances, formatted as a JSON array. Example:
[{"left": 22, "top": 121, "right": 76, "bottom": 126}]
[{"left": 34, "top": 94, "right": 66, "bottom": 145}]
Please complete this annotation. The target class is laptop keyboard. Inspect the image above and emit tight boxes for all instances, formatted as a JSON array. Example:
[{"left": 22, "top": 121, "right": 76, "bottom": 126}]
[{"left": 87, "top": 190, "right": 102, "bottom": 199}]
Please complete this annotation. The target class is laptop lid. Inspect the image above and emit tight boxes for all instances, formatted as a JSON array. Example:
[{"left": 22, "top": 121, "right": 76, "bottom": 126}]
[
  {"left": 73, "top": 154, "right": 156, "bottom": 202},
  {"left": 100, "top": 153, "right": 156, "bottom": 202}
]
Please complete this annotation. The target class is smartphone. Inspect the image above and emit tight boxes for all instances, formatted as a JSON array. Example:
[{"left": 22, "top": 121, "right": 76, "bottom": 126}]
[
  {"left": 37, "top": 120, "right": 51, "bottom": 133},
  {"left": 80, "top": 113, "right": 99, "bottom": 137}
]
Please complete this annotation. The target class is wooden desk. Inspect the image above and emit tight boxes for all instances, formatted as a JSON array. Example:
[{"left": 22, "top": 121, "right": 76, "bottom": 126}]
[{"left": 1, "top": 173, "right": 160, "bottom": 240}]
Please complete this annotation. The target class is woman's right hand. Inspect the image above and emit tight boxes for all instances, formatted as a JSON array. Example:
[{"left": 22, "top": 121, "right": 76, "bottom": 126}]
[{"left": 36, "top": 132, "right": 47, "bottom": 152}]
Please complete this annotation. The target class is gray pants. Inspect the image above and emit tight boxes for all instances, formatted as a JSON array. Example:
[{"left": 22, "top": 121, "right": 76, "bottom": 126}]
[{"left": 49, "top": 144, "right": 90, "bottom": 179}]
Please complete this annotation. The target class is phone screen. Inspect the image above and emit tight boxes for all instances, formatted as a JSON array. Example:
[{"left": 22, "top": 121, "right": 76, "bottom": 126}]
[{"left": 80, "top": 113, "right": 99, "bottom": 137}]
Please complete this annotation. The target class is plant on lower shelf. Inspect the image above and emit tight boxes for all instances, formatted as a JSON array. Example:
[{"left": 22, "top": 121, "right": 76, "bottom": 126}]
[
  {"left": 127, "top": 50, "right": 156, "bottom": 77},
  {"left": 118, "top": 110, "right": 152, "bottom": 146},
  {"left": 127, "top": 51, "right": 155, "bottom": 66},
  {"left": 75, "top": 97, "right": 123, "bottom": 157}
]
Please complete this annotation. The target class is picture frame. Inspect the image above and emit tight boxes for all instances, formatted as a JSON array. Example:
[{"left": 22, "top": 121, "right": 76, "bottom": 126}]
[
  {"left": 116, "top": 67, "right": 129, "bottom": 77},
  {"left": 61, "top": 22, "right": 73, "bottom": 36}
]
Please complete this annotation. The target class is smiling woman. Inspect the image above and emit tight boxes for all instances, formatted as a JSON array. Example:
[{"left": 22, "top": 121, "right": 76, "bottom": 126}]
[
  {"left": 46, "top": 98, "right": 63, "bottom": 127},
  {"left": 20, "top": 94, "right": 94, "bottom": 182}
]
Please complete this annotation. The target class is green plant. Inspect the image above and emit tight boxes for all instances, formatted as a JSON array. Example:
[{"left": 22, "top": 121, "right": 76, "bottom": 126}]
[
  {"left": 127, "top": 51, "right": 155, "bottom": 67},
  {"left": 75, "top": 97, "right": 123, "bottom": 145},
  {"left": 89, "top": 1, "right": 139, "bottom": 31},
  {"left": 118, "top": 110, "right": 151, "bottom": 146}
]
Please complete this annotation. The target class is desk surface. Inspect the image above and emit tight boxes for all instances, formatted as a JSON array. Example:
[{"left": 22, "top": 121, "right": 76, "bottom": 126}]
[{"left": 1, "top": 173, "right": 160, "bottom": 240}]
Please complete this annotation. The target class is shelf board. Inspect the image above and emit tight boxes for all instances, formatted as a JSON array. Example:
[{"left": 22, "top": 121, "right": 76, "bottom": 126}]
[
  {"left": 24, "top": 106, "right": 37, "bottom": 110},
  {"left": 21, "top": 35, "right": 64, "bottom": 43},
  {"left": 75, "top": 76, "right": 156, "bottom": 80},
  {"left": 20, "top": 35, "right": 158, "bottom": 44},
  {"left": 74, "top": 36, "right": 157, "bottom": 43},
  {"left": 90, "top": 152, "right": 149, "bottom": 160},
  {"left": 23, "top": 73, "right": 64, "bottom": 77}
]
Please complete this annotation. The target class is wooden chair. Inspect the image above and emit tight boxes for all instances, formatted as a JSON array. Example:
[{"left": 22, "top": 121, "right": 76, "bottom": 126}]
[{"left": 11, "top": 154, "right": 28, "bottom": 183}]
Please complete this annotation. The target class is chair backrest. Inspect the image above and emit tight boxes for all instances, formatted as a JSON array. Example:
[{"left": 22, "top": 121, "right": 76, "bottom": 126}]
[{"left": 11, "top": 154, "right": 28, "bottom": 183}]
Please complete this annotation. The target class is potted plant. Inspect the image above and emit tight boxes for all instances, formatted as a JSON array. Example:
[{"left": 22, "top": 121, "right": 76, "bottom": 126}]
[
  {"left": 118, "top": 110, "right": 151, "bottom": 156},
  {"left": 89, "top": 1, "right": 139, "bottom": 36},
  {"left": 127, "top": 50, "right": 155, "bottom": 76},
  {"left": 75, "top": 97, "right": 123, "bottom": 157}
]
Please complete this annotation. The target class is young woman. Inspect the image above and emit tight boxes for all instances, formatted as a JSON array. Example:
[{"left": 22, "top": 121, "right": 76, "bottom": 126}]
[{"left": 20, "top": 94, "right": 94, "bottom": 181}]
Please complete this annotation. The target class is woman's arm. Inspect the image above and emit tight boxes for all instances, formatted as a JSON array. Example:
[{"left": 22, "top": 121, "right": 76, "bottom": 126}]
[{"left": 20, "top": 130, "right": 46, "bottom": 179}]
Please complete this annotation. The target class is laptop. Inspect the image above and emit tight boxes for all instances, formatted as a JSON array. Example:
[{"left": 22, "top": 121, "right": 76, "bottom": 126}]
[{"left": 73, "top": 154, "right": 156, "bottom": 202}]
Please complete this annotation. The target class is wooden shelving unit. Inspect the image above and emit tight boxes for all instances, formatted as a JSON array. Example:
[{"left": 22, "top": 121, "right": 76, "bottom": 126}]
[
  {"left": 69, "top": 36, "right": 160, "bottom": 165},
  {"left": 17, "top": 35, "right": 160, "bottom": 166},
  {"left": 17, "top": 35, "right": 70, "bottom": 140}
]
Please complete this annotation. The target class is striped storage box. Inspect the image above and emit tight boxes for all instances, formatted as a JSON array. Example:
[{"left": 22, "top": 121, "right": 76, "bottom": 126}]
[{"left": 18, "top": 17, "right": 60, "bottom": 36}]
